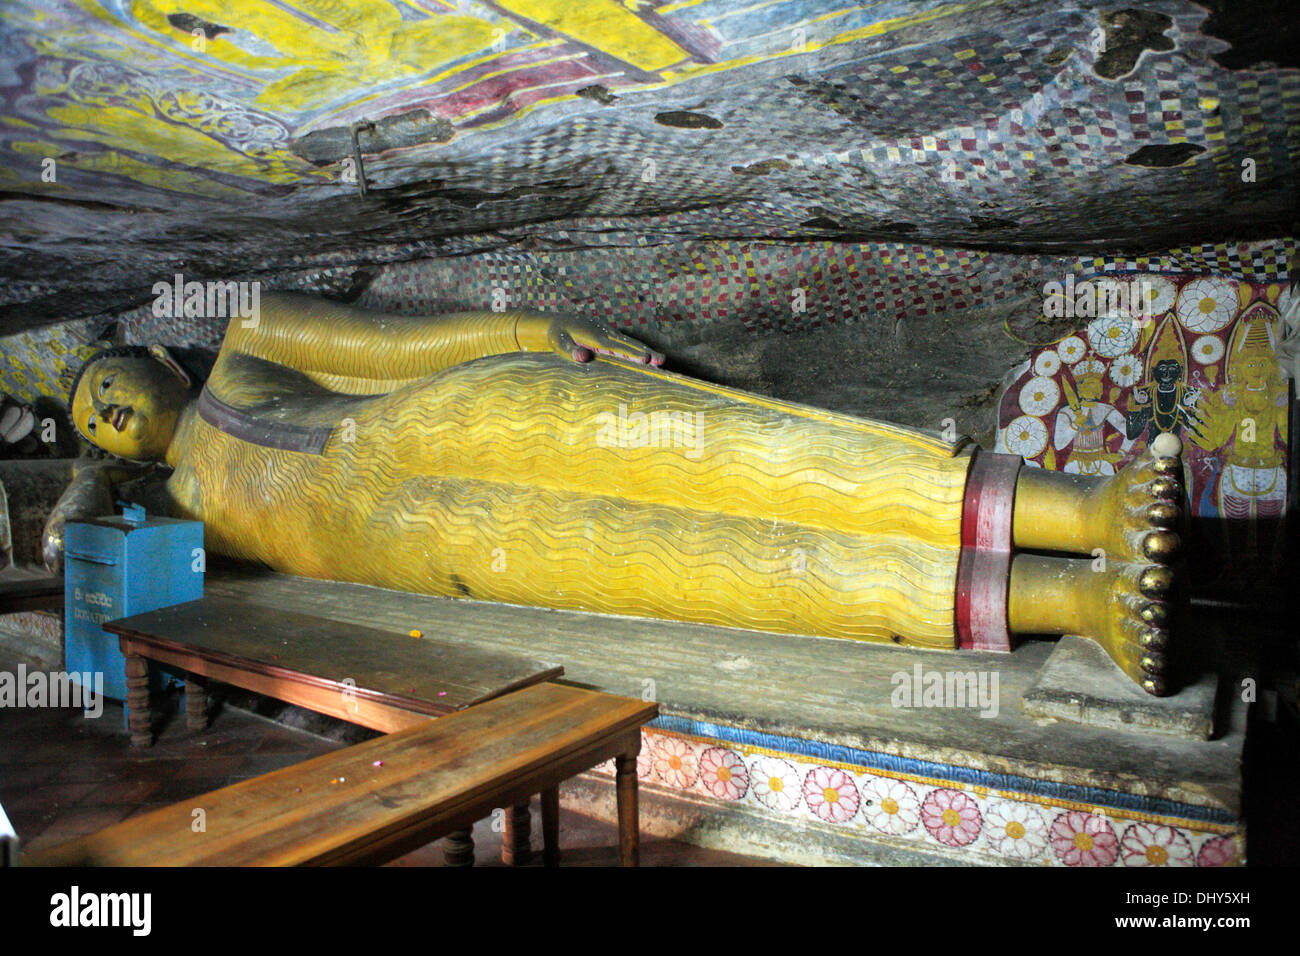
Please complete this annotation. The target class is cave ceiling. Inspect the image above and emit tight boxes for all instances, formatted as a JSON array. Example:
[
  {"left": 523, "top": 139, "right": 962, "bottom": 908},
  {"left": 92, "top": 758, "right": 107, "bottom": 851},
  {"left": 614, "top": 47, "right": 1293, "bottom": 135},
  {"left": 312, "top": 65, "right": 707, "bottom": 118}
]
[{"left": 0, "top": 0, "right": 1296, "bottom": 339}]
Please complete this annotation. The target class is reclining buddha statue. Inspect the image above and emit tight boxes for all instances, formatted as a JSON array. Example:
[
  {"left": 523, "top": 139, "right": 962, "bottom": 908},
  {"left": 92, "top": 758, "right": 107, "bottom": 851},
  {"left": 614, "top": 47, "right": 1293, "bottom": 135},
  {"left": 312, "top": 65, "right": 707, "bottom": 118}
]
[{"left": 59, "top": 294, "right": 1185, "bottom": 695}]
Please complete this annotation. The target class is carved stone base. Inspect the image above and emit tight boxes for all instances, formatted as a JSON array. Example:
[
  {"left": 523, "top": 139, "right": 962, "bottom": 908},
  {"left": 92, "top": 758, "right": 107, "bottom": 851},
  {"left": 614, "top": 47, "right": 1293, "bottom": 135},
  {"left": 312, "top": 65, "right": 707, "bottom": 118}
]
[{"left": 1021, "top": 635, "right": 1218, "bottom": 740}]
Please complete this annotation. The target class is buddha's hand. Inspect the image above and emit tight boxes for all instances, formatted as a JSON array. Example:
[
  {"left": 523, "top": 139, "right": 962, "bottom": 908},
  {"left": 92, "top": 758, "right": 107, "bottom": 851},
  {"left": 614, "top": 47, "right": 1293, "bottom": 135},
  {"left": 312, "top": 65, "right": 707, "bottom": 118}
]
[{"left": 547, "top": 316, "right": 665, "bottom": 367}]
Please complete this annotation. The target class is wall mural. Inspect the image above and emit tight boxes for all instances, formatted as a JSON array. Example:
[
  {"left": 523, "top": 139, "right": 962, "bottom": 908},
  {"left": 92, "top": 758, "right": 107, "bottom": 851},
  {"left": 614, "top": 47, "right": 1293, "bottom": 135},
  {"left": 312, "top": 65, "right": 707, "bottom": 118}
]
[{"left": 997, "top": 275, "right": 1292, "bottom": 583}]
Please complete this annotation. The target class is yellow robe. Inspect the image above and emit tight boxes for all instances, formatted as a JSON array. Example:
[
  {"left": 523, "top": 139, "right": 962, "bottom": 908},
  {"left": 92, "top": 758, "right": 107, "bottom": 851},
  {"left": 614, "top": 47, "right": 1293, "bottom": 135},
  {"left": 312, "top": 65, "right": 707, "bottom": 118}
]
[{"left": 167, "top": 346, "right": 972, "bottom": 648}]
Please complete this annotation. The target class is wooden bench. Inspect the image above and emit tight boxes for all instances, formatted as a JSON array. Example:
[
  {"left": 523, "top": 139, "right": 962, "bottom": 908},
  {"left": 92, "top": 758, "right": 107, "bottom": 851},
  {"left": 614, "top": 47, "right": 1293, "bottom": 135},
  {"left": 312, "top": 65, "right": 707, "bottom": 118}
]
[
  {"left": 26, "top": 682, "right": 657, "bottom": 866},
  {"left": 102, "top": 594, "right": 573, "bottom": 864}
]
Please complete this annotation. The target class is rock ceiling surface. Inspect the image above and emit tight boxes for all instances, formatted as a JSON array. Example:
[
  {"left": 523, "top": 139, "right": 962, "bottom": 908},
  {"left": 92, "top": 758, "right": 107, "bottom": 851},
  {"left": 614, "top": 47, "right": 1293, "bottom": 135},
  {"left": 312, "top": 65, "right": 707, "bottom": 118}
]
[{"left": 0, "top": 0, "right": 1295, "bottom": 334}]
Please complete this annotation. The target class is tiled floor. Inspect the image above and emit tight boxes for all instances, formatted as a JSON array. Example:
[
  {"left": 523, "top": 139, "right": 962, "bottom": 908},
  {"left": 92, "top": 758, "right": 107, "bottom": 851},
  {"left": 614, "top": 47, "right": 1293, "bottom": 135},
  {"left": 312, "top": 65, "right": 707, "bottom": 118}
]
[{"left": 0, "top": 664, "right": 771, "bottom": 866}]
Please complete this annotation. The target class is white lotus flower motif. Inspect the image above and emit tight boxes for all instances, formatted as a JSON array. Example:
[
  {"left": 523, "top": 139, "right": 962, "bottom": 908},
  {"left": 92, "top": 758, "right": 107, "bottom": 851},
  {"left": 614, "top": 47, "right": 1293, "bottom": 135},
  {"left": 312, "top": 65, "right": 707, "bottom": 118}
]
[
  {"left": 1003, "top": 415, "right": 1048, "bottom": 457},
  {"left": 1176, "top": 277, "right": 1238, "bottom": 333},
  {"left": 1191, "top": 334, "right": 1225, "bottom": 365},
  {"left": 1019, "top": 376, "right": 1060, "bottom": 416}
]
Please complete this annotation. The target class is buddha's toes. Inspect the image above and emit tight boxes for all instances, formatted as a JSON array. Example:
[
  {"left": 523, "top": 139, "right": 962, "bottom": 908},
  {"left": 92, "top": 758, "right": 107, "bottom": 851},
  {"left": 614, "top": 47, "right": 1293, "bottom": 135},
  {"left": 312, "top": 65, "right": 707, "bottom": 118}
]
[
  {"left": 1083, "top": 432, "right": 1185, "bottom": 696},
  {"left": 1082, "top": 431, "right": 1185, "bottom": 565}
]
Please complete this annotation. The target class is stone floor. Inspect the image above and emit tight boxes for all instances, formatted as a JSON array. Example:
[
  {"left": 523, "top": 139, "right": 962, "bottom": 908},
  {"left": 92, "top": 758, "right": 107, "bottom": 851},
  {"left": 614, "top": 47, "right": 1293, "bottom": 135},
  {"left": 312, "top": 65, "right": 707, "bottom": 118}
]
[{"left": 0, "top": 667, "right": 773, "bottom": 867}]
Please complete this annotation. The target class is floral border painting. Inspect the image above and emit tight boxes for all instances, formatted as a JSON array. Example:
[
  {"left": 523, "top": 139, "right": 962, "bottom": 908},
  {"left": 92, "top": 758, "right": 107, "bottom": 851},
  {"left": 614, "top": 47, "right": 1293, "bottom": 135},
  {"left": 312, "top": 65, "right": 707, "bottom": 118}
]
[{"left": 590, "top": 726, "right": 1244, "bottom": 867}]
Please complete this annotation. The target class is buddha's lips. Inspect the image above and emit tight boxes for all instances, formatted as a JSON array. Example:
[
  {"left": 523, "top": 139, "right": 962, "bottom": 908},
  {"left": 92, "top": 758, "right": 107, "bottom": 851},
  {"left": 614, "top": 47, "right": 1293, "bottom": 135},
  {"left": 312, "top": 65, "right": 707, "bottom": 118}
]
[{"left": 112, "top": 407, "right": 130, "bottom": 430}]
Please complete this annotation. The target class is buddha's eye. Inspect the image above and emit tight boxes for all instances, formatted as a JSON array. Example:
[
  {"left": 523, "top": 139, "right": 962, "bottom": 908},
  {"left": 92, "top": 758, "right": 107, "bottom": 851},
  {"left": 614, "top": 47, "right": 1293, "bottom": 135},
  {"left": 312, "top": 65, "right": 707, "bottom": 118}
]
[
  {"left": 99, "top": 376, "right": 114, "bottom": 394},
  {"left": 86, "top": 417, "right": 96, "bottom": 434}
]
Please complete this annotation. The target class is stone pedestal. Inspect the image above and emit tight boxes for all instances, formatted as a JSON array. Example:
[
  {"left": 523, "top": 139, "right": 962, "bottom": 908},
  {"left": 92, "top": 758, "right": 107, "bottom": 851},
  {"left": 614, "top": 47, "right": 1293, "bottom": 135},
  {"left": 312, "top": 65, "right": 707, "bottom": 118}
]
[
  {"left": 208, "top": 568, "right": 1248, "bottom": 868},
  {"left": 1021, "top": 635, "right": 1218, "bottom": 740}
]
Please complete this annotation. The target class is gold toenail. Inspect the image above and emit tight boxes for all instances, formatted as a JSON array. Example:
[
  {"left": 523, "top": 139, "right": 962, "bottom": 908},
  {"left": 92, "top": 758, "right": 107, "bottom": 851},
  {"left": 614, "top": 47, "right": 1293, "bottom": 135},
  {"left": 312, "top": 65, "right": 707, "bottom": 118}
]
[
  {"left": 1141, "top": 677, "right": 1167, "bottom": 696},
  {"left": 1152, "top": 457, "right": 1180, "bottom": 477},
  {"left": 1149, "top": 477, "right": 1180, "bottom": 499},
  {"left": 1139, "top": 566, "right": 1174, "bottom": 597},
  {"left": 1138, "top": 603, "right": 1169, "bottom": 626},
  {"left": 1142, "top": 531, "right": 1180, "bottom": 562},
  {"left": 1140, "top": 654, "right": 1164, "bottom": 673},
  {"left": 1139, "top": 628, "right": 1168, "bottom": 650},
  {"left": 1147, "top": 502, "right": 1179, "bottom": 527}
]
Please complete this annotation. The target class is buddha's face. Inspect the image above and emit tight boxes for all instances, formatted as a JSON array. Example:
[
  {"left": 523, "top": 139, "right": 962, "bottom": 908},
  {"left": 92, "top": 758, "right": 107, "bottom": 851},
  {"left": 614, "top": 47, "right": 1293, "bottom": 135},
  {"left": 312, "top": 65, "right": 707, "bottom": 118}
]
[{"left": 72, "top": 354, "right": 188, "bottom": 461}]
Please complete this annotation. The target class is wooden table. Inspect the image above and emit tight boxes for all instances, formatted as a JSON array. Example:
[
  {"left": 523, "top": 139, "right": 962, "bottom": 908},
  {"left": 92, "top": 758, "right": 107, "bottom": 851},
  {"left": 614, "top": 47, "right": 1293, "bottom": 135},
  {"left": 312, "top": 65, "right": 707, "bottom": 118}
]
[
  {"left": 26, "top": 682, "right": 658, "bottom": 867},
  {"left": 104, "top": 594, "right": 564, "bottom": 743},
  {"left": 104, "top": 593, "right": 566, "bottom": 864}
]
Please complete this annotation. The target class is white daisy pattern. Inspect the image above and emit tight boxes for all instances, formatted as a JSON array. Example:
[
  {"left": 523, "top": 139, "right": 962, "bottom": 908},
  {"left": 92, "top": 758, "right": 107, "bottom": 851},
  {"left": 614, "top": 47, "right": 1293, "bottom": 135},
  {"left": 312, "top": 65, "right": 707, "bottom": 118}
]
[
  {"left": 1191, "top": 334, "right": 1225, "bottom": 365},
  {"left": 983, "top": 799, "right": 1050, "bottom": 861},
  {"left": 1003, "top": 415, "right": 1048, "bottom": 458},
  {"left": 1131, "top": 276, "right": 1176, "bottom": 317},
  {"left": 1109, "top": 354, "right": 1142, "bottom": 387},
  {"left": 861, "top": 777, "right": 922, "bottom": 835},
  {"left": 1019, "top": 376, "right": 1060, "bottom": 416},
  {"left": 1176, "top": 277, "right": 1238, "bottom": 333},
  {"left": 1056, "top": 335, "right": 1087, "bottom": 364},
  {"left": 1033, "top": 350, "right": 1061, "bottom": 376},
  {"left": 749, "top": 756, "right": 802, "bottom": 813},
  {"left": 1087, "top": 314, "right": 1139, "bottom": 358}
]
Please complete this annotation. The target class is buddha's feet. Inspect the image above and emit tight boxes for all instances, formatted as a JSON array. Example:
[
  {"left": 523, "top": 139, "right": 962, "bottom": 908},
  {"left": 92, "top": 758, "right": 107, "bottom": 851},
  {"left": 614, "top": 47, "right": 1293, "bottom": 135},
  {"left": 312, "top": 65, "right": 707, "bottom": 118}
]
[
  {"left": 1082, "top": 432, "right": 1184, "bottom": 695},
  {"left": 1008, "top": 433, "right": 1185, "bottom": 696}
]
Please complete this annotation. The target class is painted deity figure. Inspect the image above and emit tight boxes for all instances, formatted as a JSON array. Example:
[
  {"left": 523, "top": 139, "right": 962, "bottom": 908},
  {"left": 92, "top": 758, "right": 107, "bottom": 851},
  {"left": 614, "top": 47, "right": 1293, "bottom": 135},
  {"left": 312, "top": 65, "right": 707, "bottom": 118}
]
[
  {"left": 59, "top": 294, "right": 1188, "bottom": 695},
  {"left": 1055, "top": 358, "right": 1134, "bottom": 476},
  {"left": 1126, "top": 320, "right": 1204, "bottom": 446},
  {"left": 1187, "top": 304, "right": 1289, "bottom": 551}
]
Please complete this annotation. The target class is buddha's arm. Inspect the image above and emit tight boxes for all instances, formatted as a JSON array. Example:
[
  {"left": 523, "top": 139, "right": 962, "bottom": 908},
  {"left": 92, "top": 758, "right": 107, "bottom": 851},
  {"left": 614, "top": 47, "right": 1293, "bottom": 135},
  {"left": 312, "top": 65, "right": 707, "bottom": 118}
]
[{"left": 223, "top": 292, "right": 662, "bottom": 393}]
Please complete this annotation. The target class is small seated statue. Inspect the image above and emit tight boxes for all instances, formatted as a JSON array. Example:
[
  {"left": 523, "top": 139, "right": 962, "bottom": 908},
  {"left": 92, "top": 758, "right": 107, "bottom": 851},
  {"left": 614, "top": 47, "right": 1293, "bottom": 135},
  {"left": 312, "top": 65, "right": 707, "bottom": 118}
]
[{"left": 60, "top": 294, "right": 1185, "bottom": 694}]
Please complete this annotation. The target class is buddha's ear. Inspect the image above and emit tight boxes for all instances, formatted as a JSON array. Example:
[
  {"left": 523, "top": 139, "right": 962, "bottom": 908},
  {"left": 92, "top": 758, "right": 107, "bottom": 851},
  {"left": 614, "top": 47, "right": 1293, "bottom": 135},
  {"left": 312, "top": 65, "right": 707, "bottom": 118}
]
[{"left": 147, "top": 345, "right": 192, "bottom": 388}]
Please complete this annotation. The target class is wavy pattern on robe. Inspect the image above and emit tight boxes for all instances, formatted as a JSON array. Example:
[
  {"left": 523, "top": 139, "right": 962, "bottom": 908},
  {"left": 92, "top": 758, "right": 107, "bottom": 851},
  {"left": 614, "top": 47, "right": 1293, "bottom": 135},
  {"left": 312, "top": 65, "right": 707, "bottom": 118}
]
[{"left": 171, "top": 353, "right": 972, "bottom": 647}]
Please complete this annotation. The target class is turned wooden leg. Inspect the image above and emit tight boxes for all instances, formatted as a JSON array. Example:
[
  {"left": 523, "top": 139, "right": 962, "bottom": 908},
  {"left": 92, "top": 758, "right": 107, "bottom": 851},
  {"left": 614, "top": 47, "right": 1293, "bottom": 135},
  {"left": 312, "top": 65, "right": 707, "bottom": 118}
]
[
  {"left": 125, "top": 653, "right": 152, "bottom": 748},
  {"left": 501, "top": 801, "right": 532, "bottom": 866},
  {"left": 443, "top": 827, "right": 475, "bottom": 867},
  {"left": 185, "top": 677, "right": 207, "bottom": 733},
  {"left": 616, "top": 753, "right": 639, "bottom": 867},
  {"left": 541, "top": 786, "right": 560, "bottom": 868}
]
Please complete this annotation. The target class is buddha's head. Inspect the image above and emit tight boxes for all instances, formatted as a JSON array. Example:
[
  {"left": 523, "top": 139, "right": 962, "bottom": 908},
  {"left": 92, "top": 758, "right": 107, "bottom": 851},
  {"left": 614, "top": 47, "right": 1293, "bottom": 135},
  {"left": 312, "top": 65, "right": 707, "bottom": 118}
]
[{"left": 68, "top": 346, "right": 194, "bottom": 461}]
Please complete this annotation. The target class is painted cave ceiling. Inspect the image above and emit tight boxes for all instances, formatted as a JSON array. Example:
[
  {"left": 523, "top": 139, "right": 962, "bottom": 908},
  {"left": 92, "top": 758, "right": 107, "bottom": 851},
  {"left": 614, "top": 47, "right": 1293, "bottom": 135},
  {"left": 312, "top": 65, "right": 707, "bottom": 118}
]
[{"left": 0, "top": 0, "right": 1296, "bottom": 434}]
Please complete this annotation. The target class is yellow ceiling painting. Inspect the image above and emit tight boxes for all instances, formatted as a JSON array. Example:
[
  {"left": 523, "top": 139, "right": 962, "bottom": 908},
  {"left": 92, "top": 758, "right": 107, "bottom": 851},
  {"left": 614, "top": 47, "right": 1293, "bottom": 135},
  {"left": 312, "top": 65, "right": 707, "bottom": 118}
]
[{"left": 1, "top": 0, "right": 992, "bottom": 199}]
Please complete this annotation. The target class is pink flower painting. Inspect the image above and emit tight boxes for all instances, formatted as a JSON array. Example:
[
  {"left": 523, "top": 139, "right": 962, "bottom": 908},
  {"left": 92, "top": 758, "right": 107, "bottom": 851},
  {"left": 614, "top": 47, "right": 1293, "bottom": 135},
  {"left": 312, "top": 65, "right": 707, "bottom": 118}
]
[
  {"left": 698, "top": 747, "right": 749, "bottom": 801},
  {"left": 803, "top": 766, "right": 861, "bottom": 824},
  {"left": 920, "top": 788, "right": 983, "bottom": 847},
  {"left": 1050, "top": 810, "right": 1119, "bottom": 867},
  {"left": 1120, "top": 823, "right": 1194, "bottom": 867},
  {"left": 651, "top": 736, "right": 698, "bottom": 790}
]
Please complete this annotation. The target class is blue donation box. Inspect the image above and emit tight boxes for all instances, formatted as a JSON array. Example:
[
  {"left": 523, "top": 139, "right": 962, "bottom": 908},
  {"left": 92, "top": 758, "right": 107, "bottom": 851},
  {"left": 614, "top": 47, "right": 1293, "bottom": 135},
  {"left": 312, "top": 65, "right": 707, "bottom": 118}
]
[{"left": 64, "top": 505, "right": 204, "bottom": 700}]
